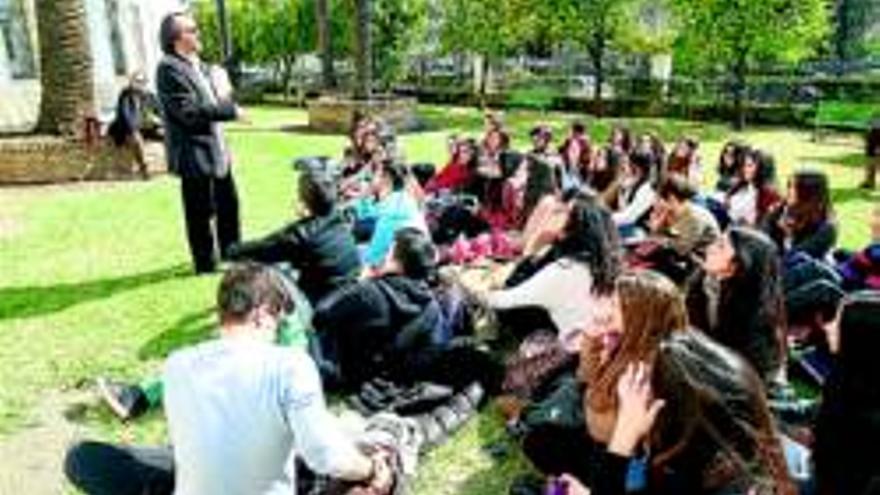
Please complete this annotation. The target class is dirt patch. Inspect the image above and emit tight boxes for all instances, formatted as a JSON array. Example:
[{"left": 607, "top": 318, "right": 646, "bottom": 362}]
[
  {"left": 0, "top": 194, "right": 23, "bottom": 240},
  {"left": 0, "top": 215, "right": 21, "bottom": 240},
  {"left": 0, "top": 391, "right": 90, "bottom": 495}
]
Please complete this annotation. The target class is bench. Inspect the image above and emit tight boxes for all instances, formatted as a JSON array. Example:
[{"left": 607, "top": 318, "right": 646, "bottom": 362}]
[{"left": 813, "top": 100, "right": 878, "bottom": 141}]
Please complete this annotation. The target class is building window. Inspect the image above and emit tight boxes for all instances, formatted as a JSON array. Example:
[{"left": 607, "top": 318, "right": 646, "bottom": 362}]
[
  {"left": 0, "top": 0, "right": 36, "bottom": 79},
  {"left": 105, "top": 0, "right": 127, "bottom": 75}
]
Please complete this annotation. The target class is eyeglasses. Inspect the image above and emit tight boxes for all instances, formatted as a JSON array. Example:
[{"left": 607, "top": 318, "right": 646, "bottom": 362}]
[{"left": 182, "top": 26, "right": 199, "bottom": 35}]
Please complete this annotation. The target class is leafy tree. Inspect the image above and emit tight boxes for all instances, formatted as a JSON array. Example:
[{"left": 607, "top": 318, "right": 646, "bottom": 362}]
[
  {"left": 832, "top": 0, "right": 878, "bottom": 65},
  {"left": 372, "top": 0, "right": 429, "bottom": 90},
  {"left": 562, "top": 0, "right": 637, "bottom": 114},
  {"left": 501, "top": 0, "right": 664, "bottom": 114},
  {"left": 438, "top": 0, "right": 531, "bottom": 101},
  {"left": 672, "top": 0, "right": 831, "bottom": 128},
  {"left": 194, "top": 0, "right": 353, "bottom": 97}
]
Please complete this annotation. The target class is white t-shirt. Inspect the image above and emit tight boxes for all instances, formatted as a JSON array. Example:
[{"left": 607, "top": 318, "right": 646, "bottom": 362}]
[
  {"left": 486, "top": 258, "right": 596, "bottom": 352},
  {"left": 613, "top": 181, "right": 656, "bottom": 227},
  {"left": 727, "top": 184, "right": 758, "bottom": 226},
  {"left": 164, "top": 338, "right": 363, "bottom": 495}
]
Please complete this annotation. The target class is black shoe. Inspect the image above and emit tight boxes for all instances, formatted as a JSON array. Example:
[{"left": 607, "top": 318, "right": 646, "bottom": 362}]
[
  {"left": 96, "top": 378, "right": 148, "bottom": 421},
  {"left": 391, "top": 383, "right": 454, "bottom": 415},
  {"left": 509, "top": 474, "right": 546, "bottom": 495},
  {"left": 194, "top": 264, "right": 216, "bottom": 275}
]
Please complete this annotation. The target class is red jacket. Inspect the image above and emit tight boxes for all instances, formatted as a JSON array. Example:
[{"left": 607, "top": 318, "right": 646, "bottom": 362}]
[{"left": 425, "top": 160, "right": 472, "bottom": 194}]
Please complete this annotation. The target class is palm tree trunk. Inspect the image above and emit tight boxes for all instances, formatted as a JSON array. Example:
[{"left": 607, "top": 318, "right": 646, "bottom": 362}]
[
  {"left": 316, "top": 0, "right": 336, "bottom": 89},
  {"left": 35, "top": 0, "right": 95, "bottom": 136},
  {"left": 353, "top": 0, "right": 372, "bottom": 100}
]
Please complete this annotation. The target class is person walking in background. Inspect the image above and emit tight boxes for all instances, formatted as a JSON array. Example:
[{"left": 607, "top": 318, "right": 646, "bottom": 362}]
[
  {"left": 108, "top": 71, "right": 160, "bottom": 179},
  {"left": 862, "top": 118, "right": 880, "bottom": 189},
  {"left": 156, "top": 12, "right": 247, "bottom": 274}
]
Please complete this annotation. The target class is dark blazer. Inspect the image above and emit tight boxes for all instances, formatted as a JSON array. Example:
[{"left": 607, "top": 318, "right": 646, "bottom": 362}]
[
  {"left": 224, "top": 210, "right": 362, "bottom": 304},
  {"left": 156, "top": 54, "right": 237, "bottom": 178}
]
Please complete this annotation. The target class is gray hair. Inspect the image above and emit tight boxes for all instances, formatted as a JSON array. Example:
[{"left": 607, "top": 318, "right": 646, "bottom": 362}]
[{"left": 159, "top": 12, "right": 186, "bottom": 55}]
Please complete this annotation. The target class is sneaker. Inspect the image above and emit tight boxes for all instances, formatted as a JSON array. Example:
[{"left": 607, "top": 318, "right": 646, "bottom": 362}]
[
  {"left": 364, "top": 412, "right": 423, "bottom": 476},
  {"left": 96, "top": 378, "right": 148, "bottom": 421},
  {"left": 414, "top": 413, "right": 445, "bottom": 452},
  {"left": 392, "top": 383, "right": 454, "bottom": 415}
]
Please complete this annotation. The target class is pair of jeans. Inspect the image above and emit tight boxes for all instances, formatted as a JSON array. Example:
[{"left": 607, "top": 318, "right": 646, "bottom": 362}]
[{"left": 65, "top": 442, "right": 174, "bottom": 495}]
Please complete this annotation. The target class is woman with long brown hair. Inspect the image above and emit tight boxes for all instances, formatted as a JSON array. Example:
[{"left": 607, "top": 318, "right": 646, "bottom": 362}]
[
  {"left": 763, "top": 169, "right": 837, "bottom": 260},
  {"left": 520, "top": 270, "right": 686, "bottom": 483},
  {"left": 560, "top": 331, "right": 796, "bottom": 495},
  {"left": 665, "top": 136, "right": 702, "bottom": 186}
]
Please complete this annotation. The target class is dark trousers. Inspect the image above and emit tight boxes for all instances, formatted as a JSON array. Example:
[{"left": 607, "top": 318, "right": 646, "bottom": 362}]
[
  {"left": 64, "top": 441, "right": 174, "bottom": 495},
  {"left": 865, "top": 157, "right": 878, "bottom": 187},
  {"left": 180, "top": 174, "right": 241, "bottom": 272}
]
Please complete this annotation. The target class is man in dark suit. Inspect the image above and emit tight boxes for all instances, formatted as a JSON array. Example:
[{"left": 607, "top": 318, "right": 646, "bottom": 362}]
[{"left": 156, "top": 12, "right": 244, "bottom": 274}]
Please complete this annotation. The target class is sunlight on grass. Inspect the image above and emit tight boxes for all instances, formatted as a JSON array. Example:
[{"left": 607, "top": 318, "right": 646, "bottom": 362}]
[{"left": 0, "top": 105, "right": 875, "bottom": 493}]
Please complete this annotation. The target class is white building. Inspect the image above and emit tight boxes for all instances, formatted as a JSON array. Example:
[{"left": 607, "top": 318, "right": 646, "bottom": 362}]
[{"left": 0, "top": 0, "right": 186, "bottom": 133}]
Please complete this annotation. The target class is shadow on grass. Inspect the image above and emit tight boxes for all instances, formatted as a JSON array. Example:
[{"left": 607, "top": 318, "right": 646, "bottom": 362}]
[
  {"left": 412, "top": 402, "right": 529, "bottom": 495},
  {"left": 453, "top": 404, "right": 531, "bottom": 495},
  {"left": 832, "top": 186, "right": 879, "bottom": 205},
  {"left": 799, "top": 152, "right": 868, "bottom": 169},
  {"left": 137, "top": 307, "right": 216, "bottom": 360},
  {"left": 0, "top": 264, "right": 190, "bottom": 322}
]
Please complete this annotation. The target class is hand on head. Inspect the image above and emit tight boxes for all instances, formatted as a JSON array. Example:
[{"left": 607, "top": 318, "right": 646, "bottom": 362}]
[{"left": 608, "top": 362, "right": 665, "bottom": 457}]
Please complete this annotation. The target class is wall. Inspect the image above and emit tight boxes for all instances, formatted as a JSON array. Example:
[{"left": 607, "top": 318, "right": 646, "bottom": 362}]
[
  {"left": 0, "top": 136, "right": 166, "bottom": 184},
  {"left": 0, "top": 0, "right": 186, "bottom": 133}
]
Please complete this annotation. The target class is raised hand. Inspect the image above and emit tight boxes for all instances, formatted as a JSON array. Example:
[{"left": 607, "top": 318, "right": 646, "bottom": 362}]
[{"left": 608, "top": 362, "right": 665, "bottom": 457}]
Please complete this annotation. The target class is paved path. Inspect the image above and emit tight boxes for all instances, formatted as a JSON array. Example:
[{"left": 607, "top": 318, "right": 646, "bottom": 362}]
[{"left": 0, "top": 392, "right": 88, "bottom": 495}]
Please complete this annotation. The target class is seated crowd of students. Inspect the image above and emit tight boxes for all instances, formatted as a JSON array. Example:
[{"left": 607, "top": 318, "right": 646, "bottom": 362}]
[{"left": 67, "top": 112, "right": 880, "bottom": 495}]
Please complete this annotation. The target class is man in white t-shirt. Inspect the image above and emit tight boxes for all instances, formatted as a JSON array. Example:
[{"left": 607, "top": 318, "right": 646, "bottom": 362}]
[{"left": 65, "top": 264, "right": 394, "bottom": 495}]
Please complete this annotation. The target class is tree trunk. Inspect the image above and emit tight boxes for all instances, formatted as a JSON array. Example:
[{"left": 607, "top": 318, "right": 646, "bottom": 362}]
[
  {"left": 214, "top": 0, "right": 232, "bottom": 65},
  {"left": 733, "top": 54, "right": 747, "bottom": 130},
  {"left": 281, "top": 57, "right": 295, "bottom": 103},
  {"left": 589, "top": 35, "right": 605, "bottom": 117},
  {"left": 316, "top": 0, "right": 336, "bottom": 90},
  {"left": 353, "top": 0, "right": 372, "bottom": 100},
  {"left": 35, "top": 0, "right": 95, "bottom": 136},
  {"left": 479, "top": 54, "right": 490, "bottom": 108}
]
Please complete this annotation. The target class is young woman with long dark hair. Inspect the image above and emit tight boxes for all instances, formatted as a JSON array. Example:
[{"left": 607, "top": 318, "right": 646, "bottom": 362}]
[
  {"left": 472, "top": 192, "right": 622, "bottom": 351},
  {"left": 665, "top": 136, "right": 702, "bottom": 186},
  {"left": 608, "top": 125, "right": 633, "bottom": 155},
  {"left": 424, "top": 138, "right": 480, "bottom": 194},
  {"left": 715, "top": 140, "right": 745, "bottom": 193},
  {"left": 725, "top": 148, "right": 781, "bottom": 227},
  {"left": 764, "top": 169, "right": 837, "bottom": 260},
  {"left": 815, "top": 291, "right": 880, "bottom": 495},
  {"left": 686, "top": 227, "right": 787, "bottom": 384},
  {"left": 612, "top": 151, "right": 657, "bottom": 234},
  {"left": 588, "top": 147, "right": 623, "bottom": 203},
  {"left": 558, "top": 128, "right": 592, "bottom": 194}
]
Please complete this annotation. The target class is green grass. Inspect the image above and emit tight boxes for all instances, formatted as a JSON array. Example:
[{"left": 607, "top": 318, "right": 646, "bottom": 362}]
[{"left": 0, "top": 105, "right": 876, "bottom": 493}]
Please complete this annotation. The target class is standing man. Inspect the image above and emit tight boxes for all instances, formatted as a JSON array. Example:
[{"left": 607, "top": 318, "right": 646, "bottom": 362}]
[
  {"left": 157, "top": 12, "right": 244, "bottom": 274},
  {"left": 862, "top": 118, "right": 880, "bottom": 190}
]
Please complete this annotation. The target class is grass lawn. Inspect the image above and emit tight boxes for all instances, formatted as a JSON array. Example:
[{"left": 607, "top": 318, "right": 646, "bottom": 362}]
[{"left": 0, "top": 105, "right": 876, "bottom": 494}]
